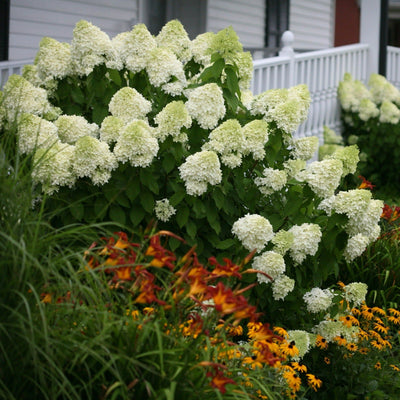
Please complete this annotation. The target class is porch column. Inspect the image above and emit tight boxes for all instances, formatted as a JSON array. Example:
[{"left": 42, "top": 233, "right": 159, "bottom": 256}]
[{"left": 359, "top": 0, "right": 382, "bottom": 76}]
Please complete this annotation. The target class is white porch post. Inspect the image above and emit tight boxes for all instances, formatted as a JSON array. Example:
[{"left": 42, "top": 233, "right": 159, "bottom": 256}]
[{"left": 360, "top": 0, "right": 382, "bottom": 76}]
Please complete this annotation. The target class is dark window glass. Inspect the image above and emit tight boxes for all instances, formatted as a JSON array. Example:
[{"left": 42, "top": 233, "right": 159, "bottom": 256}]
[
  {"left": 265, "top": 0, "right": 289, "bottom": 50},
  {"left": 0, "top": 0, "right": 10, "bottom": 61}
]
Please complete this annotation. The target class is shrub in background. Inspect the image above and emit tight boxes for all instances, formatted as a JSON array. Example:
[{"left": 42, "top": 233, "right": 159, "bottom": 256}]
[{"left": 338, "top": 72, "right": 400, "bottom": 193}]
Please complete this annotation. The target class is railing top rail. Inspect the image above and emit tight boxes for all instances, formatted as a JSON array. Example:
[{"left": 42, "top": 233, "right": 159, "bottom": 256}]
[
  {"left": 252, "top": 55, "right": 290, "bottom": 68},
  {"left": 0, "top": 59, "right": 32, "bottom": 68},
  {"left": 387, "top": 45, "right": 400, "bottom": 53},
  {"left": 294, "top": 43, "right": 369, "bottom": 60}
]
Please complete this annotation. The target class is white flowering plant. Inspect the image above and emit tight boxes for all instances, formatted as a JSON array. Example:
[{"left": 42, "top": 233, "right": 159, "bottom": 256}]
[
  {"left": 0, "top": 20, "right": 384, "bottom": 329},
  {"left": 338, "top": 72, "right": 400, "bottom": 191}
]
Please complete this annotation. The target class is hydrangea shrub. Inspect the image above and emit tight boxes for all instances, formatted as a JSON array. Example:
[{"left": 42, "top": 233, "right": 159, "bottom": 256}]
[
  {"left": 338, "top": 72, "right": 400, "bottom": 190},
  {"left": 0, "top": 20, "right": 384, "bottom": 328}
]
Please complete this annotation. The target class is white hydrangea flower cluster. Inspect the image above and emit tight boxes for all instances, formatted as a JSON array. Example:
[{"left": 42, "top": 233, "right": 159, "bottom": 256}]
[
  {"left": 357, "top": 98, "right": 379, "bottom": 121},
  {"left": 303, "top": 287, "right": 334, "bottom": 313},
  {"left": 202, "top": 119, "right": 245, "bottom": 168},
  {"left": 71, "top": 20, "right": 120, "bottom": 76},
  {"left": 338, "top": 73, "right": 373, "bottom": 112},
  {"left": 17, "top": 113, "right": 59, "bottom": 154},
  {"left": 72, "top": 136, "right": 117, "bottom": 185},
  {"left": 55, "top": 115, "right": 98, "bottom": 144},
  {"left": 252, "top": 250, "right": 286, "bottom": 282},
  {"left": 35, "top": 37, "right": 72, "bottom": 82},
  {"left": 271, "top": 230, "right": 295, "bottom": 255},
  {"left": 2, "top": 75, "right": 55, "bottom": 122},
  {"left": 287, "top": 330, "right": 311, "bottom": 359},
  {"left": 254, "top": 167, "right": 287, "bottom": 195},
  {"left": 326, "top": 145, "right": 359, "bottom": 177},
  {"left": 299, "top": 159, "right": 343, "bottom": 198},
  {"left": 343, "top": 282, "right": 368, "bottom": 306},
  {"left": 208, "top": 26, "right": 243, "bottom": 60},
  {"left": 318, "top": 189, "right": 383, "bottom": 259},
  {"left": 272, "top": 274, "right": 295, "bottom": 300},
  {"left": 109, "top": 87, "right": 152, "bottom": 124},
  {"left": 112, "top": 24, "right": 156, "bottom": 73},
  {"left": 379, "top": 100, "right": 400, "bottom": 124},
  {"left": 241, "top": 119, "right": 270, "bottom": 160},
  {"left": 113, "top": 120, "right": 159, "bottom": 168},
  {"left": 156, "top": 20, "right": 192, "bottom": 62},
  {"left": 185, "top": 83, "right": 226, "bottom": 129},
  {"left": 343, "top": 233, "right": 370, "bottom": 262},
  {"left": 232, "top": 214, "right": 274, "bottom": 252},
  {"left": 21, "top": 64, "right": 42, "bottom": 87},
  {"left": 288, "top": 223, "right": 322, "bottom": 264},
  {"left": 178, "top": 150, "right": 222, "bottom": 196},
  {"left": 146, "top": 47, "right": 187, "bottom": 95},
  {"left": 314, "top": 318, "right": 358, "bottom": 343},
  {"left": 191, "top": 32, "right": 215, "bottom": 66},
  {"left": 368, "top": 73, "right": 400, "bottom": 105},
  {"left": 154, "top": 101, "right": 192, "bottom": 143},
  {"left": 290, "top": 136, "right": 319, "bottom": 161},
  {"left": 283, "top": 159, "right": 306, "bottom": 180},
  {"left": 99, "top": 116, "right": 125, "bottom": 145},
  {"left": 250, "top": 85, "right": 311, "bottom": 134},
  {"left": 32, "top": 143, "right": 76, "bottom": 194},
  {"left": 232, "top": 51, "right": 253, "bottom": 91},
  {"left": 154, "top": 198, "right": 176, "bottom": 222}
]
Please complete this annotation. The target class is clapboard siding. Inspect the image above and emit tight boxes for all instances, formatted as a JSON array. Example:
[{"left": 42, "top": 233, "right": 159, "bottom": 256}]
[
  {"left": 9, "top": 0, "right": 139, "bottom": 60},
  {"left": 289, "top": 0, "right": 335, "bottom": 50},
  {"left": 207, "top": 0, "right": 266, "bottom": 48}
]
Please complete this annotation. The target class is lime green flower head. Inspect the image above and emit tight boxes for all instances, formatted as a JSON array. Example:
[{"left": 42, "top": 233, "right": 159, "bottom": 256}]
[
  {"left": 32, "top": 142, "right": 76, "bottom": 194},
  {"left": 17, "top": 113, "right": 59, "bottom": 155},
  {"left": 72, "top": 135, "right": 117, "bottom": 185},
  {"left": 55, "top": 115, "right": 98, "bottom": 145},
  {"left": 109, "top": 87, "right": 152, "bottom": 124},
  {"left": 255, "top": 167, "right": 287, "bottom": 195},
  {"left": 99, "top": 116, "right": 125, "bottom": 145},
  {"left": 208, "top": 26, "right": 243, "bottom": 59},
  {"left": 242, "top": 119, "right": 270, "bottom": 160},
  {"left": 154, "top": 101, "right": 192, "bottom": 143},
  {"left": 191, "top": 32, "right": 215, "bottom": 66},
  {"left": 35, "top": 37, "right": 72, "bottom": 81},
  {"left": 202, "top": 119, "right": 245, "bottom": 168},
  {"left": 113, "top": 120, "right": 159, "bottom": 168},
  {"left": 328, "top": 145, "right": 359, "bottom": 177},
  {"left": 112, "top": 23, "right": 156, "bottom": 73},
  {"left": 156, "top": 20, "right": 192, "bottom": 62}
]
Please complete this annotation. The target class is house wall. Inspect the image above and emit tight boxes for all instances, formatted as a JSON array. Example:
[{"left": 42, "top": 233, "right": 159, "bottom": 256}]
[
  {"left": 206, "top": 0, "right": 266, "bottom": 48},
  {"left": 8, "top": 0, "right": 140, "bottom": 60},
  {"left": 289, "top": 0, "right": 335, "bottom": 50}
]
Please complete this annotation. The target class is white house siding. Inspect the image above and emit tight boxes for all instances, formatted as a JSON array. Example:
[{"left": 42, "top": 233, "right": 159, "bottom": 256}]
[
  {"left": 289, "top": 0, "right": 335, "bottom": 51},
  {"left": 9, "top": 0, "right": 140, "bottom": 60},
  {"left": 206, "top": 0, "right": 266, "bottom": 48}
]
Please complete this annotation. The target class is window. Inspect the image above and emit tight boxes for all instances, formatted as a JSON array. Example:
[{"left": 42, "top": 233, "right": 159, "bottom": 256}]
[
  {"left": 0, "top": 0, "right": 10, "bottom": 61},
  {"left": 265, "top": 0, "right": 289, "bottom": 50}
]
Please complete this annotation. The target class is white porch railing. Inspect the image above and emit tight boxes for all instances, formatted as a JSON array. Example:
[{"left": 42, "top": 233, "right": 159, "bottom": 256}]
[
  {"left": 251, "top": 42, "right": 370, "bottom": 140},
  {"left": 0, "top": 59, "right": 31, "bottom": 89},
  {"left": 387, "top": 46, "right": 400, "bottom": 90}
]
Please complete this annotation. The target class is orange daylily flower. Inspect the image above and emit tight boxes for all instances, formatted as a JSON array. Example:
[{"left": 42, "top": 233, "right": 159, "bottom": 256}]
[
  {"left": 358, "top": 175, "right": 375, "bottom": 190},
  {"left": 208, "top": 257, "right": 242, "bottom": 279},
  {"left": 145, "top": 235, "right": 176, "bottom": 269}
]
